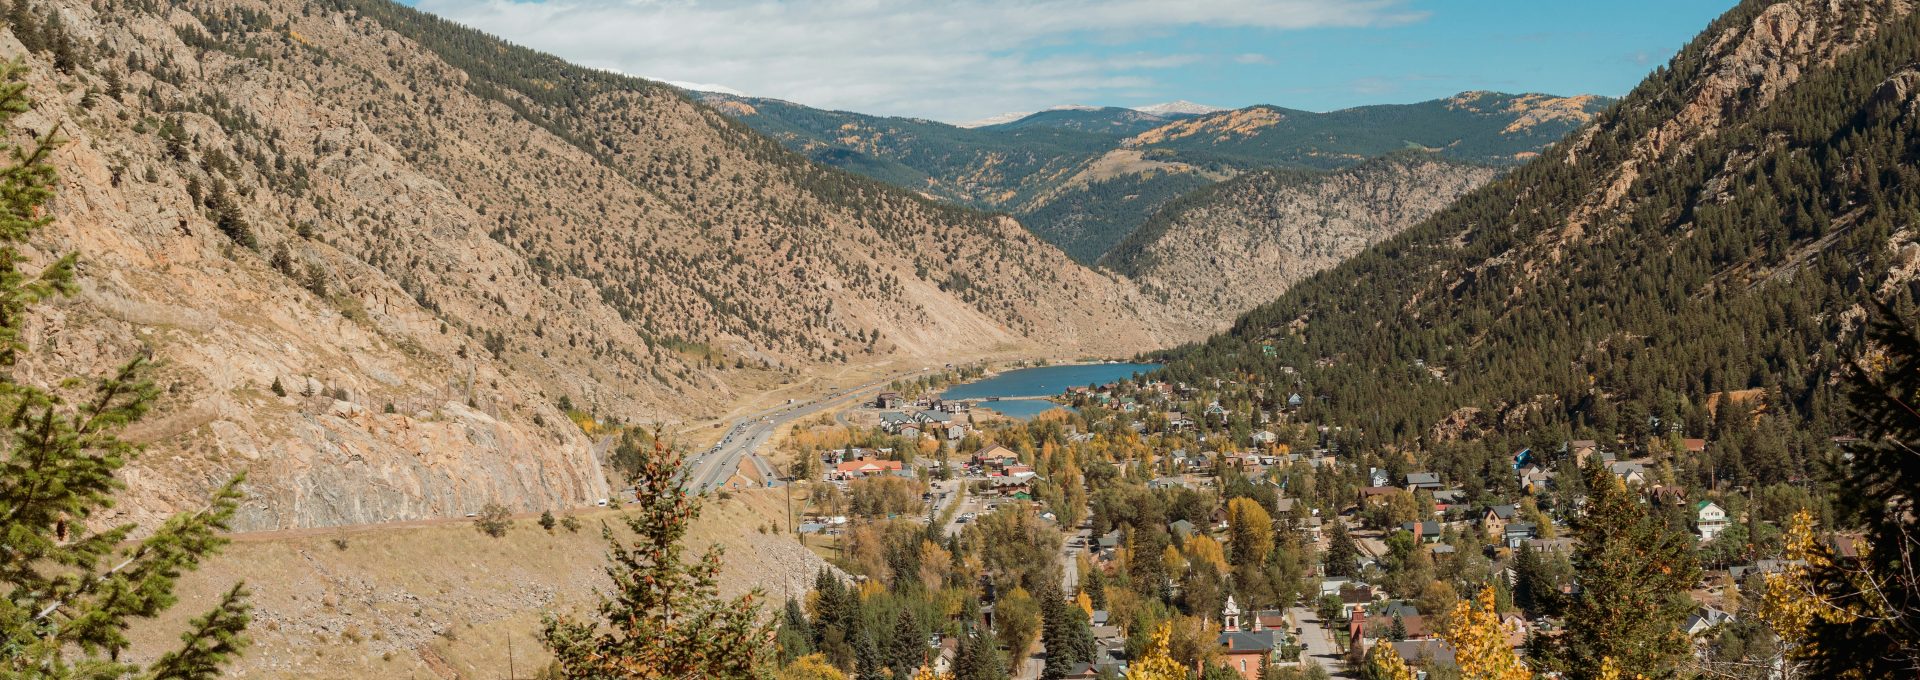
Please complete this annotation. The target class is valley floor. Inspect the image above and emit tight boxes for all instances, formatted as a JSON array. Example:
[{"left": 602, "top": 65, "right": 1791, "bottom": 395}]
[{"left": 121, "top": 488, "right": 819, "bottom": 679}]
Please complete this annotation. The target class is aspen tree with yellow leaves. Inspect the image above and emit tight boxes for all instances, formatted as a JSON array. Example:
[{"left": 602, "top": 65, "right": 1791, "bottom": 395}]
[
  {"left": 1126, "top": 623, "right": 1188, "bottom": 680},
  {"left": 1438, "top": 587, "right": 1529, "bottom": 680}
]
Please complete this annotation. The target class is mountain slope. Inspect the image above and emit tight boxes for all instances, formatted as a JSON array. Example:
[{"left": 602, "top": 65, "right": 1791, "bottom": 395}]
[
  {"left": 703, "top": 90, "right": 1607, "bottom": 264},
  {"left": 1105, "top": 153, "right": 1498, "bottom": 329},
  {"left": 1159, "top": 0, "right": 1920, "bottom": 464},
  {"left": 1123, "top": 92, "right": 1610, "bottom": 169},
  {"left": 13, "top": 0, "right": 1187, "bottom": 531},
  {"left": 979, "top": 106, "right": 1195, "bottom": 135}
]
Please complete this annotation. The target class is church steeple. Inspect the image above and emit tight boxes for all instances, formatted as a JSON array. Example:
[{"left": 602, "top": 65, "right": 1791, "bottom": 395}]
[{"left": 1222, "top": 594, "right": 1242, "bottom": 630}]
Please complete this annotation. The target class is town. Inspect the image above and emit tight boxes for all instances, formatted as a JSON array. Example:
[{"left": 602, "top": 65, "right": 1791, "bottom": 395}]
[{"left": 758, "top": 367, "right": 1822, "bottom": 679}]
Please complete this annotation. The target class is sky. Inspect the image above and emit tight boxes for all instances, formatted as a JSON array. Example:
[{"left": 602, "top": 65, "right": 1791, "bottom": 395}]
[{"left": 402, "top": 0, "right": 1739, "bottom": 125}]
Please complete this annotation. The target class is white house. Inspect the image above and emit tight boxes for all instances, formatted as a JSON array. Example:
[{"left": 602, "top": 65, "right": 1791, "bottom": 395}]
[{"left": 1695, "top": 501, "right": 1729, "bottom": 541}]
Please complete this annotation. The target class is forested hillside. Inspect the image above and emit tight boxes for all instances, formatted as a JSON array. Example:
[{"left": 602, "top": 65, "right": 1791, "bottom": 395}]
[
  {"left": 1, "top": 0, "right": 1189, "bottom": 530},
  {"left": 701, "top": 90, "right": 1607, "bottom": 264},
  {"left": 1105, "top": 153, "right": 1497, "bottom": 329},
  {"left": 1158, "top": 0, "right": 1920, "bottom": 491}
]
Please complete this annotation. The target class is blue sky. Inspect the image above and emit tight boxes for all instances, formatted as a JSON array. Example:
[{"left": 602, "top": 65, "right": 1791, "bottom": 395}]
[{"left": 406, "top": 0, "right": 1737, "bottom": 124}]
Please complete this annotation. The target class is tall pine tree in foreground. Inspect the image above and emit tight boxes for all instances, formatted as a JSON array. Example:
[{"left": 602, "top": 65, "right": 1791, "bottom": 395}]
[
  {"left": 539, "top": 432, "right": 767, "bottom": 678},
  {"left": 1549, "top": 461, "right": 1699, "bottom": 678},
  {"left": 0, "top": 58, "right": 250, "bottom": 678},
  {"left": 1766, "top": 307, "right": 1920, "bottom": 675}
]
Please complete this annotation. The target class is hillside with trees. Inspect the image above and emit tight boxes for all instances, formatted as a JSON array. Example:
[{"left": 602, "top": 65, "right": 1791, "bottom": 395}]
[
  {"left": 1159, "top": 0, "right": 1920, "bottom": 491},
  {"left": 699, "top": 90, "right": 1608, "bottom": 265},
  {"left": 0, "top": 0, "right": 1195, "bottom": 531}
]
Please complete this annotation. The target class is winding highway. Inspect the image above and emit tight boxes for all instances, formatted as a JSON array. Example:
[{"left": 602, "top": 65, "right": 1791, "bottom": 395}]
[{"left": 681, "top": 368, "right": 935, "bottom": 493}]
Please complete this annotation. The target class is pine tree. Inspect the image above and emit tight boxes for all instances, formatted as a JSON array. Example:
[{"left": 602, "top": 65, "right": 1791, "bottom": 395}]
[
  {"left": 0, "top": 59, "right": 251, "bottom": 679},
  {"left": 855, "top": 626, "right": 888, "bottom": 680},
  {"left": 887, "top": 607, "right": 924, "bottom": 678},
  {"left": 1550, "top": 462, "right": 1700, "bottom": 678},
  {"left": 1038, "top": 577, "right": 1095, "bottom": 679},
  {"left": 1783, "top": 308, "right": 1920, "bottom": 674},
  {"left": 1324, "top": 521, "right": 1360, "bottom": 578},
  {"left": 778, "top": 598, "right": 815, "bottom": 665},
  {"left": 953, "top": 628, "right": 1008, "bottom": 680},
  {"left": 538, "top": 434, "right": 767, "bottom": 678}
]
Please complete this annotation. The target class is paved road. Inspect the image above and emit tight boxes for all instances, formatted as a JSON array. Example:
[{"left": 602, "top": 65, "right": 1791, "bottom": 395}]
[
  {"left": 682, "top": 368, "right": 935, "bottom": 493},
  {"left": 1289, "top": 605, "right": 1353, "bottom": 677}
]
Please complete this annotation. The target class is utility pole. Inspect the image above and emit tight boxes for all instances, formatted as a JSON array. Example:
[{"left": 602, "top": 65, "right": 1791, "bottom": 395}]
[{"left": 507, "top": 637, "right": 515, "bottom": 680}]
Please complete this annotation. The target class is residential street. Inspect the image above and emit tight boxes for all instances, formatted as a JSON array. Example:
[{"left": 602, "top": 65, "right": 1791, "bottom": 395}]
[{"left": 1289, "top": 606, "right": 1353, "bottom": 678}]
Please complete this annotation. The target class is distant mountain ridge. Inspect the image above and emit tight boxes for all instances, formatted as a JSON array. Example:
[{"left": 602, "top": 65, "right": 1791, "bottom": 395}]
[{"left": 697, "top": 89, "right": 1611, "bottom": 264}]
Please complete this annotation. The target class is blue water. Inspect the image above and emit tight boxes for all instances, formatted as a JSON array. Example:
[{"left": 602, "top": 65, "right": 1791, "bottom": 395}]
[
  {"left": 941, "top": 363, "right": 1161, "bottom": 400},
  {"left": 978, "top": 399, "right": 1074, "bottom": 420}
]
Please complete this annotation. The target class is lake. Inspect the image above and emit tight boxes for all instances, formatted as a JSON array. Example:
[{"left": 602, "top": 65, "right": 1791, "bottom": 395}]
[{"left": 941, "top": 363, "right": 1161, "bottom": 401}]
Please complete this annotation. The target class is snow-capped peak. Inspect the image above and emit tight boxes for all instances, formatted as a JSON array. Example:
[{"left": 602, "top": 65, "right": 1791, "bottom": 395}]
[
  {"left": 1132, "top": 100, "right": 1225, "bottom": 116},
  {"left": 955, "top": 111, "right": 1034, "bottom": 128}
]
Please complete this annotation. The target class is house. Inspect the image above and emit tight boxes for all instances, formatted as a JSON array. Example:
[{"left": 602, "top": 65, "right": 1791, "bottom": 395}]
[
  {"left": 1363, "top": 603, "right": 1430, "bottom": 640},
  {"left": 1483, "top": 505, "right": 1518, "bottom": 539},
  {"left": 1205, "top": 401, "right": 1230, "bottom": 423},
  {"left": 1569, "top": 440, "right": 1602, "bottom": 466},
  {"left": 1649, "top": 485, "right": 1689, "bottom": 508},
  {"left": 1695, "top": 500, "right": 1729, "bottom": 542},
  {"left": 1286, "top": 392, "right": 1304, "bottom": 409},
  {"left": 875, "top": 391, "right": 904, "bottom": 409},
  {"left": 835, "top": 456, "right": 903, "bottom": 479},
  {"left": 1391, "top": 639, "right": 1459, "bottom": 672},
  {"left": 1504, "top": 522, "right": 1538, "bottom": 549},
  {"left": 1681, "top": 438, "right": 1709, "bottom": 454},
  {"left": 972, "top": 444, "right": 1019, "bottom": 469},
  {"left": 1369, "top": 467, "right": 1392, "bottom": 488},
  {"left": 1683, "top": 606, "right": 1735, "bottom": 636},
  {"left": 1358, "top": 486, "right": 1405, "bottom": 507},
  {"left": 991, "top": 478, "right": 1033, "bottom": 499},
  {"left": 1608, "top": 461, "right": 1648, "bottom": 487},
  {"left": 1251, "top": 430, "right": 1278, "bottom": 445},
  {"left": 1166, "top": 412, "right": 1196, "bottom": 431},
  {"left": 1215, "top": 597, "right": 1278, "bottom": 680},
  {"left": 1399, "top": 521, "right": 1442, "bottom": 544},
  {"left": 1169, "top": 519, "right": 1197, "bottom": 540},
  {"left": 1404, "top": 472, "right": 1443, "bottom": 493},
  {"left": 1512, "top": 447, "right": 1536, "bottom": 470}
]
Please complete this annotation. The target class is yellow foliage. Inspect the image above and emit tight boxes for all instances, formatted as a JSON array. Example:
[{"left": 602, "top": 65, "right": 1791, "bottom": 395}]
[
  {"left": 1162, "top": 545, "right": 1187, "bottom": 578},
  {"left": 1075, "top": 591, "right": 1095, "bottom": 616},
  {"left": 1184, "top": 534, "right": 1229, "bottom": 574},
  {"left": 1439, "top": 587, "right": 1529, "bottom": 680},
  {"left": 1758, "top": 508, "right": 1878, "bottom": 664},
  {"left": 912, "top": 664, "right": 946, "bottom": 680},
  {"left": 857, "top": 579, "right": 886, "bottom": 601},
  {"left": 1596, "top": 656, "right": 1646, "bottom": 680},
  {"left": 782, "top": 653, "right": 849, "bottom": 680},
  {"left": 1126, "top": 623, "right": 1188, "bottom": 680},
  {"left": 1363, "top": 641, "right": 1416, "bottom": 680}
]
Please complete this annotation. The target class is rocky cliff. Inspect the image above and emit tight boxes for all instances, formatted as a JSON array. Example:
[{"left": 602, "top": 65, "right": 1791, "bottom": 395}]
[
  {"left": 6, "top": 0, "right": 1191, "bottom": 531},
  {"left": 1104, "top": 154, "right": 1497, "bottom": 329}
]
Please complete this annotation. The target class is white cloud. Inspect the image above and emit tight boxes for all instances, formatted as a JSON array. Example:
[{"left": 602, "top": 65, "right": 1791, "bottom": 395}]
[{"left": 412, "top": 0, "right": 1424, "bottom": 122}]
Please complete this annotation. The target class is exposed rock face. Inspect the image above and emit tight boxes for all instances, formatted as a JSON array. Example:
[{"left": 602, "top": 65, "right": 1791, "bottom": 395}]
[
  {"left": 1564, "top": 0, "right": 1912, "bottom": 239},
  {"left": 1104, "top": 154, "right": 1497, "bottom": 329},
  {"left": 8, "top": 0, "right": 1191, "bottom": 531}
]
